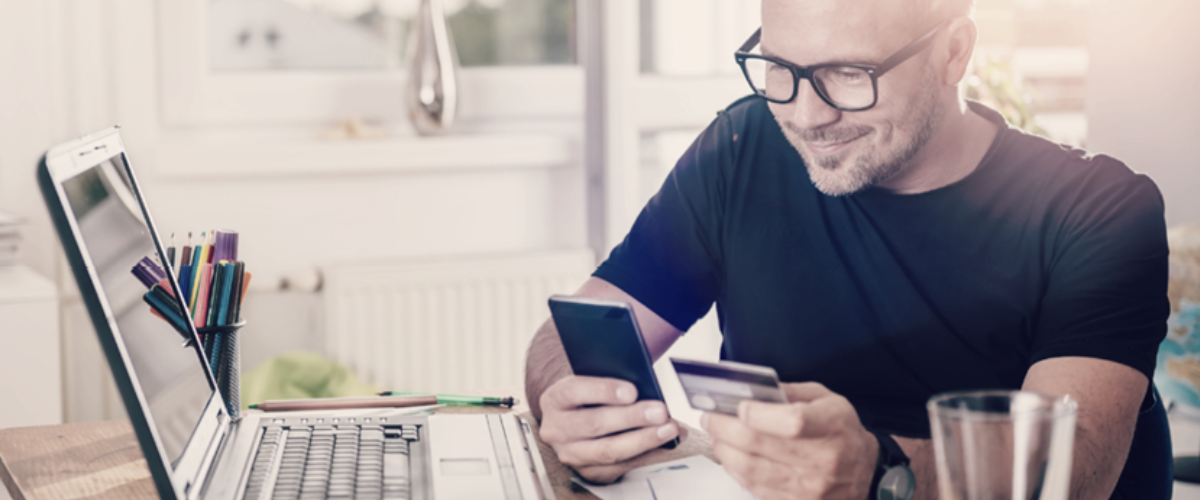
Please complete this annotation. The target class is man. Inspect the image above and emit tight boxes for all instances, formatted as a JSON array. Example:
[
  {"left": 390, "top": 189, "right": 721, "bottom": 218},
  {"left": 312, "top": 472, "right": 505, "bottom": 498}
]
[{"left": 525, "top": 0, "right": 1171, "bottom": 498}]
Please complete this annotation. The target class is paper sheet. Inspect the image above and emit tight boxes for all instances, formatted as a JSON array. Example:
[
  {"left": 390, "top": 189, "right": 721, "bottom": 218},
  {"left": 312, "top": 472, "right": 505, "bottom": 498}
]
[{"left": 572, "top": 456, "right": 759, "bottom": 500}]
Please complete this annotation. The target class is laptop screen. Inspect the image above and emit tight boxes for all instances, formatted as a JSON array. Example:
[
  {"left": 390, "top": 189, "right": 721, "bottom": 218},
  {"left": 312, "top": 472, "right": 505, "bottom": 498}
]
[{"left": 61, "top": 153, "right": 214, "bottom": 466}]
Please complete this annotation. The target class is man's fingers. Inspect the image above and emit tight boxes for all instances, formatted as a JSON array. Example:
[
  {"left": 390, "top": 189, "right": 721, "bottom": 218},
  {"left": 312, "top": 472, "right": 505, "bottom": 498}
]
[
  {"left": 542, "top": 376, "right": 638, "bottom": 411},
  {"left": 781, "top": 382, "right": 833, "bottom": 403},
  {"left": 675, "top": 420, "right": 690, "bottom": 441},
  {"left": 556, "top": 422, "right": 680, "bottom": 467},
  {"left": 573, "top": 463, "right": 632, "bottom": 484},
  {"left": 554, "top": 400, "right": 670, "bottom": 440},
  {"left": 713, "top": 441, "right": 803, "bottom": 500},
  {"left": 738, "top": 395, "right": 845, "bottom": 439},
  {"left": 702, "top": 411, "right": 781, "bottom": 457},
  {"left": 712, "top": 441, "right": 750, "bottom": 479},
  {"left": 713, "top": 441, "right": 775, "bottom": 492}
]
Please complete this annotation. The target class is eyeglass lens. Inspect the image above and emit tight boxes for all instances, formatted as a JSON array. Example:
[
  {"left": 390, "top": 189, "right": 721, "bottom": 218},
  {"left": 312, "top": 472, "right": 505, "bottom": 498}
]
[{"left": 742, "top": 57, "right": 875, "bottom": 109}]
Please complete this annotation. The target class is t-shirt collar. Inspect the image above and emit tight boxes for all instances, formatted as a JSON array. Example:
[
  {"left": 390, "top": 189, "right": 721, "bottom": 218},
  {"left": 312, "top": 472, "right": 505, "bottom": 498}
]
[{"left": 857, "top": 99, "right": 1010, "bottom": 199}]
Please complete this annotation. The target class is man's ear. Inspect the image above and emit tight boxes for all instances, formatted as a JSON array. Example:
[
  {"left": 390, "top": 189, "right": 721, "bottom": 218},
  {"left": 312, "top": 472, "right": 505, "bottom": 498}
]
[{"left": 940, "top": 17, "right": 978, "bottom": 86}]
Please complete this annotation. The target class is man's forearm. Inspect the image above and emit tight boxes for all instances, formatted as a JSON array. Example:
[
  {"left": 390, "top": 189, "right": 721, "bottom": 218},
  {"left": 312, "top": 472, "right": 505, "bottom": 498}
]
[
  {"left": 895, "top": 426, "right": 1123, "bottom": 500},
  {"left": 524, "top": 318, "right": 573, "bottom": 422}
]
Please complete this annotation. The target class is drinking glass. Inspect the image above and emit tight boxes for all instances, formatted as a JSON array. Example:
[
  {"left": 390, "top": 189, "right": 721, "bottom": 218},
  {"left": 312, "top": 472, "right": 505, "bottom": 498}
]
[{"left": 928, "top": 390, "right": 1077, "bottom": 500}]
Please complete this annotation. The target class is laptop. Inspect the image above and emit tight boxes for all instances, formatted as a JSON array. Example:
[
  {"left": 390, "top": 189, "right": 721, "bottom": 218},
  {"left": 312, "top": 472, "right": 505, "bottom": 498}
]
[{"left": 38, "top": 127, "right": 558, "bottom": 500}]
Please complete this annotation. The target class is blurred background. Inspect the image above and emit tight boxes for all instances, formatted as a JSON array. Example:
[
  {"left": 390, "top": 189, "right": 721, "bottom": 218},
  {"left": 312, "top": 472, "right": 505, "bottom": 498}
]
[{"left": 0, "top": 0, "right": 1197, "bottom": 495}]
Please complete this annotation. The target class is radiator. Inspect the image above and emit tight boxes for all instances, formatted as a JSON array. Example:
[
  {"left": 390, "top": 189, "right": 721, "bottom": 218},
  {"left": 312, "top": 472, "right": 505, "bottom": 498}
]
[{"left": 322, "top": 251, "right": 595, "bottom": 394}]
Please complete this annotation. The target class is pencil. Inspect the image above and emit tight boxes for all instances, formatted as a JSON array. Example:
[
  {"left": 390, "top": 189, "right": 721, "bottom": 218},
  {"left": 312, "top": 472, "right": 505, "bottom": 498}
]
[
  {"left": 188, "top": 233, "right": 204, "bottom": 311},
  {"left": 197, "top": 232, "right": 211, "bottom": 268},
  {"left": 193, "top": 263, "right": 213, "bottom": 327},
  {"left": 180, "top": 234, "right": 193, "bottom": 276},
  {"left": 178, "top": 264, "right": 192, "bottom": 300},
  {"left": 248, "top": 394, "right": 438, "bottom": 412},
  {"left": 206, "top": 231, "right": 216, "bottom": 264}
]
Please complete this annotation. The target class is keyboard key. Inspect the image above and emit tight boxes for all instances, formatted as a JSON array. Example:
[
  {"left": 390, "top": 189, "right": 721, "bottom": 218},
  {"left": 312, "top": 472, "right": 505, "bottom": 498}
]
[{"left": 383, "top": 454, "right": 409, "bottom": 480}]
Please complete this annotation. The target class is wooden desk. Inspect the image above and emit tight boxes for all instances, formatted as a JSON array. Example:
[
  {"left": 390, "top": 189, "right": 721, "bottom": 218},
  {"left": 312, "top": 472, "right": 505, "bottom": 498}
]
[{"left": 0, "top": 409, "right": 711, "bottom": 500}]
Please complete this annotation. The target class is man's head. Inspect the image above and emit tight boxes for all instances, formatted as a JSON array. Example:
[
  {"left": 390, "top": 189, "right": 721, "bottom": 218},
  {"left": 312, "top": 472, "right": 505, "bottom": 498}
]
[{"left": 760, "top": 0, "right": 977, "bottom": 196}]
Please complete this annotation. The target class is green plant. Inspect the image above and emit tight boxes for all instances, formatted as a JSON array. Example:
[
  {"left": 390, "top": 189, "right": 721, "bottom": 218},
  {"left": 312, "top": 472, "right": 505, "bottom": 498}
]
[{"left": 962, "top": 53, "right": 1048, "bottom": 136}]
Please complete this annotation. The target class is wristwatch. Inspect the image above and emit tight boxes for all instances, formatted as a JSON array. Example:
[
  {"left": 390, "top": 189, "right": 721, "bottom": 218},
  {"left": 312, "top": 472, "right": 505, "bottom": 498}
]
[{"left": 869, "top": 431, "right": 915, "bottom": 500}]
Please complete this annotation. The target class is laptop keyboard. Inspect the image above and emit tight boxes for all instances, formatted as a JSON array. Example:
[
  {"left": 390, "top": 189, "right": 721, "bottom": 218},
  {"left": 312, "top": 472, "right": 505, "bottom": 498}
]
[{"left": 243, "top": 424, "right": 419, "bottom": 500}]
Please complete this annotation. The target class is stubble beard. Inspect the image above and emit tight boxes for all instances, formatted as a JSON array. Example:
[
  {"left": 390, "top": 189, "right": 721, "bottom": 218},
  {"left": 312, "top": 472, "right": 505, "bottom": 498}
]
[{"left": 775, "top": 73, "right": 942, "bottom": 197}]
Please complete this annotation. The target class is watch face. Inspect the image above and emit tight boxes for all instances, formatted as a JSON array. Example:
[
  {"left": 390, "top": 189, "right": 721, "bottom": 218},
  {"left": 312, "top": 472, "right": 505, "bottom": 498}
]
[{"left": 878, "top": 464, "right": 916, "bottom": 500}]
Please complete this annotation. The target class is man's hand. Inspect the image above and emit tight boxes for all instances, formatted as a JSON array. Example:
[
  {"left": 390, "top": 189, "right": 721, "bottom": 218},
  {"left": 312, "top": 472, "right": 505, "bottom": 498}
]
[
  {"left": 702, "top": 382, "right": 879, "bottom": 500},
  {"left": 538, "top": 375, "right": 684, "bottom": 483}
]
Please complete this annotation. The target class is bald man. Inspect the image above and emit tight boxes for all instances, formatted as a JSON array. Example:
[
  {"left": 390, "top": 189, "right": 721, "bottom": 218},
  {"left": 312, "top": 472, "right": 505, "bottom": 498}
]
[{"left": 525, "top": 1, "right": 1171, "bottom": 499}]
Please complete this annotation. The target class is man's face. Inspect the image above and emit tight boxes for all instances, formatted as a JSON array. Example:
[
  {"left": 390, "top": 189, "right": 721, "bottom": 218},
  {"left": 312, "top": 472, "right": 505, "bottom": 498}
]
[{"left": 762, "top": 0, "right": 943, "bottom": 196}]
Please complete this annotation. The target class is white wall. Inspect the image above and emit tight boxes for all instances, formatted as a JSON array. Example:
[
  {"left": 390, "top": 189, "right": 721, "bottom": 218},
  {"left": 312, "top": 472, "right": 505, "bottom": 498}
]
[
  {"left": 0, "top": 0, "right": 587, "bottom": 423},
  {"left": 1087, "top": 0, "right": 1200, "bottom": 227},
  {"left": 0, "top": 1, "right": 68, "bottom": 438},
  {"left": 0, "top": 2, "right": 59, "bottom": 280}
]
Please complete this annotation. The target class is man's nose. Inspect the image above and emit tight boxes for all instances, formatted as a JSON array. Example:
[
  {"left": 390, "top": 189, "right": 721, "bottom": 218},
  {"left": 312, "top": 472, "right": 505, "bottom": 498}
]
[{"left": 788, "top": 78, "right": 841, "bottom": 131}]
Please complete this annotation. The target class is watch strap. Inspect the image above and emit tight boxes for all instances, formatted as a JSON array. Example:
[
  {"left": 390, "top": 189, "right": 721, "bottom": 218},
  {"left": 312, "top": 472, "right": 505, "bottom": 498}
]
[
  {"left": 872, "top": 430, "right": 910, "bottom": 467},
  {"left": 868, "top": 430, "right": 912, "bottom": 500}
]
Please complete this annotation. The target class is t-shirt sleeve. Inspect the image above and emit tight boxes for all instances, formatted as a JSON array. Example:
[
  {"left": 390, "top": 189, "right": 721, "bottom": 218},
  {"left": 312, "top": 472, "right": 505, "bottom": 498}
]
[
  {"left": 1031, "top": 161, "right": 1169, "bottom": 381},
  {"left": 592, "top": 111, "right": 738, "bottom": 332}
]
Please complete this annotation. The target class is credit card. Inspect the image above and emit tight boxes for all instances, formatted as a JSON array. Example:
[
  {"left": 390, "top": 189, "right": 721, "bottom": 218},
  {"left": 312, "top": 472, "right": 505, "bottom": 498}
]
[{"left": 670, "top": 358, "right": 788, "bottom": 415}]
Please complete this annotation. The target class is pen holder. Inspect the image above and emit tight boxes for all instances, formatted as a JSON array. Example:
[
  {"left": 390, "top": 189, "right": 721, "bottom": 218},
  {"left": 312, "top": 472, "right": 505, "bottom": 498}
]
[{"left": 198, "top": 320, "right": 246, "bottom": 419}]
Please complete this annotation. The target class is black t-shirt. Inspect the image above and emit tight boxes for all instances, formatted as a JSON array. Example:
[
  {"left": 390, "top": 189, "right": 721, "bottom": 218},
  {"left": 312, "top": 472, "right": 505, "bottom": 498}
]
[{"left": 594, "top": 97, "right": 1169, "bottom": 439}]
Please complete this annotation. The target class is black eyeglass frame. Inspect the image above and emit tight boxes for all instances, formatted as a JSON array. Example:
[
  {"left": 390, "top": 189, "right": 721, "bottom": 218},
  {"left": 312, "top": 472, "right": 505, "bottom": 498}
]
[{"left": 734, "top": 21, "right": 948, "bottom": 111}]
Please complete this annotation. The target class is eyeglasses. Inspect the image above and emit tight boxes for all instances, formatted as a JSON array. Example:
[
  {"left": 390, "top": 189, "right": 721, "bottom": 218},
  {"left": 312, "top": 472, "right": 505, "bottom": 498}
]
[{"left": 734, "top": 21, "right": 947, "bottom": 111}]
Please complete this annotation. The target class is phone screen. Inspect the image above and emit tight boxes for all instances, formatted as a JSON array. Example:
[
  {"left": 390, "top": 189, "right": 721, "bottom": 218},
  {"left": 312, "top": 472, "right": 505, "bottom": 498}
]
[{"left": 548, "top": 295, "right": 679, "bottom": 448}]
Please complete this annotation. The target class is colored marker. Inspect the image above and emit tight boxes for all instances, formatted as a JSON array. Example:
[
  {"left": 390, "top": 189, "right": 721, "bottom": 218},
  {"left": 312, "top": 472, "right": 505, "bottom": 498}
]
[{"left": 376, "top": 391, "right": 517, "bottom": 407}]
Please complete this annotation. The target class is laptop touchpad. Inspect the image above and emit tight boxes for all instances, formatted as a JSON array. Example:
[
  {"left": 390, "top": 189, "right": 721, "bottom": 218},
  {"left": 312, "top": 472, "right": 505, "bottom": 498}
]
[{"left": 441, "top": 458, "right": 491, "bottom": 476}]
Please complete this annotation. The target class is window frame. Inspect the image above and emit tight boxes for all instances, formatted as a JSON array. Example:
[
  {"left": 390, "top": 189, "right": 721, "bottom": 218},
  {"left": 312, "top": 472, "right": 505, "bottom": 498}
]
[{"left": 585, "top": 1, "right": 757, "bottom": 255}]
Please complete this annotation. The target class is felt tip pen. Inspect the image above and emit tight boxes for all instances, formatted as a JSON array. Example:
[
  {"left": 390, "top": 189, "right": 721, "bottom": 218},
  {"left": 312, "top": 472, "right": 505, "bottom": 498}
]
[{"left": 376, "top": 391, "right": 517, "bottom": 407}]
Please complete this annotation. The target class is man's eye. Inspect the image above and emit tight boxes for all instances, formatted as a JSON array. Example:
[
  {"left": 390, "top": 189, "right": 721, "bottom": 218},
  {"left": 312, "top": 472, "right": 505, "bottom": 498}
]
[
  {"left": 767, "top": 62, "right": 790, "bottom": 74},
  {"left": 836, "top": 70, "right": 863, "bottom": 80},
  {"left": 829, "top": 68, "right": 867, "bottom": 83}
]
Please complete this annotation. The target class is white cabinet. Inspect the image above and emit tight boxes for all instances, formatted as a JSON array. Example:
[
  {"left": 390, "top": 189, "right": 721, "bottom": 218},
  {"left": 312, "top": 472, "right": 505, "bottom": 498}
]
[{"left": 0, "top": 266, "right": 60, "bottom": 429}]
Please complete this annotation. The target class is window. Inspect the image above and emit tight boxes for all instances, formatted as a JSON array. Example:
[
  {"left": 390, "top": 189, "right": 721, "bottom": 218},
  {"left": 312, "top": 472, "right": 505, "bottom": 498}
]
[
  {"left": 209, "top": 0, "right": 576, "bottom": 71},
  {"left": 160, "top": 0, "right": 581, "bottom": 130},
  {"left": 627, "top": 0, "right": 759, "bottom": 228},
  {"left": 973, "top": 0, "right": 1089, "bottom": 146}
]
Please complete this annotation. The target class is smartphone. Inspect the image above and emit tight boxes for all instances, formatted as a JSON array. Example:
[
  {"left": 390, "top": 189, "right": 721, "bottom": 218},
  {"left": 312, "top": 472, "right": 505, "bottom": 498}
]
[{"left": 548, "top": 295, "right": 680, "bottom": 449}]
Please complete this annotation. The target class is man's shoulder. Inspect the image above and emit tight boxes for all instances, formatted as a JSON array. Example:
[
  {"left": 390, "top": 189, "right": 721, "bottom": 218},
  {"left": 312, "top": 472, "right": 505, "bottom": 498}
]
[
  {"left": 718, "top": 95, "right": 773, "bottom": 130},
  {"left": 708, "top": 95, "right": 792, "bottom": 164},
  {"left": 673, "top": 95, "right": 793, "bottom": 181},
  {"left": 969, "top": 101, "right": 1151, "bottom": 195},
  {"left": 994, "top": 125, "right": 1160, "bottom": 207},
  {"left": 722, "top": 94, "right": 768, "bottom": 114},
  {"left": 987, "top": 128, "right": 1166, "bottom": 250}
]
